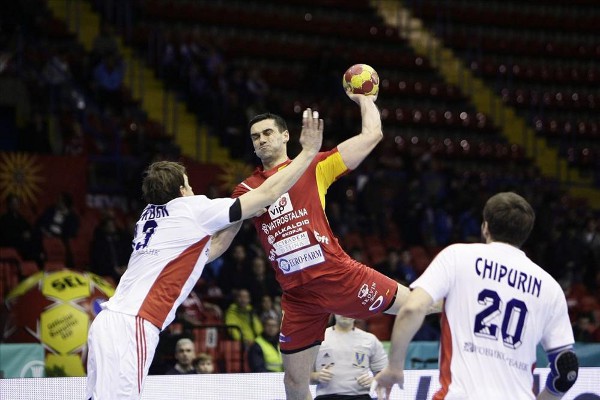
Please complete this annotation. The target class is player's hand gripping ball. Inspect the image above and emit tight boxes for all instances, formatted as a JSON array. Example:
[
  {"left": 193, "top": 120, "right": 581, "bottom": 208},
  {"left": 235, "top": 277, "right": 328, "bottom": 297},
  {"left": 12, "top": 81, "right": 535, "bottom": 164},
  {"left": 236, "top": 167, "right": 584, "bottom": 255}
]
[{"left": 342, "top": 64, "right": 379, "bottom": 96}]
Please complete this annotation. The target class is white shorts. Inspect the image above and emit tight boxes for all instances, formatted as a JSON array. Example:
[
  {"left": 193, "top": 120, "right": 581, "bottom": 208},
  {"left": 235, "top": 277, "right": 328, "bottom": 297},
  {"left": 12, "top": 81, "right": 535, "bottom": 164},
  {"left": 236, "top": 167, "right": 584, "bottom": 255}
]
[{"left": 86, "top": 310, "right": 160, "bottom": 400}]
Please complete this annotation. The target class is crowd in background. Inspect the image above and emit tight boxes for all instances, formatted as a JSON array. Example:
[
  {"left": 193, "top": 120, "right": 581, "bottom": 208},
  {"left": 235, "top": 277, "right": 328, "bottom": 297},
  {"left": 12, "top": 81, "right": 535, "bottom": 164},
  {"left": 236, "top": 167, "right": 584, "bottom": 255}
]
[{"left": 1, "top": 0, "right": 599, "bottom": 375}]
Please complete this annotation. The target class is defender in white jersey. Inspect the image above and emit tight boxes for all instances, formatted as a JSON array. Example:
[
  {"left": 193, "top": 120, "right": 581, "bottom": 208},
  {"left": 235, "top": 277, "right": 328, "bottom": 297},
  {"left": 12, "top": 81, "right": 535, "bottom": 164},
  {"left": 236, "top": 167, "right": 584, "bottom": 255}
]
[
  {"left": 374, "top": 192, "right": 579, "bottom": 400},
  {"left": 85, "top": 109, "right": 323, "bottom": 400},
  {"left": 311, "top": 315, "right": 388, "bottom": 400}
]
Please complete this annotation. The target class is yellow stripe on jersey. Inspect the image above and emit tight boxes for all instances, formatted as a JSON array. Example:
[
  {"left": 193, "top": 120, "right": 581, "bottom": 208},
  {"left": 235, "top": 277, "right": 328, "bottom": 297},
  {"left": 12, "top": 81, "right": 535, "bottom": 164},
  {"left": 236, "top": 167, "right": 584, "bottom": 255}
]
[{"left": 315, "top": 151, "right": 348, "bottom": 209}]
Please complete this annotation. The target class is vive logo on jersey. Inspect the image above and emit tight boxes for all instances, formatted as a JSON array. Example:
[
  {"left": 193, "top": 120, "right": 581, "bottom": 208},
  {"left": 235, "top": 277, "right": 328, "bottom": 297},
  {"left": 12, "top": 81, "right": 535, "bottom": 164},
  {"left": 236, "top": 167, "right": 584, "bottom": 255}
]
[{"left": 268, "top": 193, "right": 293, "bottom": 219}]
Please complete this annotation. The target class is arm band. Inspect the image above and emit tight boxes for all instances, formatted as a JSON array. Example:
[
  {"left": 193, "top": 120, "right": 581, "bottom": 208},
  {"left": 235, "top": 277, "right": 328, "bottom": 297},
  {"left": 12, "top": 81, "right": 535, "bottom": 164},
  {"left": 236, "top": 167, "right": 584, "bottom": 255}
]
[
  {"left": 229, "top": 198, "right": 242, "bottom": 222},
  {"left": 545, "top": 347, "right": 579, "bottom": 395}
]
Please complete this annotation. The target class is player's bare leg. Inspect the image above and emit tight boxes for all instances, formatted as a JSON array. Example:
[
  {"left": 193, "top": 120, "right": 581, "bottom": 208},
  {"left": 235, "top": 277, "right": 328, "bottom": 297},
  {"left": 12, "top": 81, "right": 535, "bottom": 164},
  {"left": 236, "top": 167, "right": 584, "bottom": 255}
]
[
  {"left": 282, "top": 345, "right": 320, "bottom": 400},
  {"left": 384, "top": 283, "right": 442, "bottom": 315}
]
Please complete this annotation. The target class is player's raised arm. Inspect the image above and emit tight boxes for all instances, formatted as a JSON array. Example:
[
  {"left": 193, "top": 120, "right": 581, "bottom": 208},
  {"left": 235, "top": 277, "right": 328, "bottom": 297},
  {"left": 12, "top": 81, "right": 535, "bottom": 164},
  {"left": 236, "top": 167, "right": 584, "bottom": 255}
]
[
  {"left": 337, "top": 93, "right": 383, "bottom": 170},
  {"left": 235, "top": 108, "right": 323, "bottom": 221}
]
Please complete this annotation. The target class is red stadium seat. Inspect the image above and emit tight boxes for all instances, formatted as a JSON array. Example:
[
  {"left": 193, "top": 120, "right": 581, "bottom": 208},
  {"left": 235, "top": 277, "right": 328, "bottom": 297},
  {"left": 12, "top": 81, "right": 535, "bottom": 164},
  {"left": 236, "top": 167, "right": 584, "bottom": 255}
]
[
  {"left": 42, "top": 236, "right": 68, "bottom": 264},
  {"left": 220, "top": 339, "right": 246, "bottom": 373},
  {"left": 0, "top": 256, "right": 21, "bottom": 301},
  {"left": 20, "top": 261, "right": 40, "bottom": 278}
]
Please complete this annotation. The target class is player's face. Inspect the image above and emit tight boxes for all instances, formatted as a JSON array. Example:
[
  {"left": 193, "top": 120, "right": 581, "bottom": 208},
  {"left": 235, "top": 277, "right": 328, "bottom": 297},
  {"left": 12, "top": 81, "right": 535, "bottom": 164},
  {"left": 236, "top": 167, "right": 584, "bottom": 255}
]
[{"left": 250, "top": 119, "right": 289, "bottom": 162}]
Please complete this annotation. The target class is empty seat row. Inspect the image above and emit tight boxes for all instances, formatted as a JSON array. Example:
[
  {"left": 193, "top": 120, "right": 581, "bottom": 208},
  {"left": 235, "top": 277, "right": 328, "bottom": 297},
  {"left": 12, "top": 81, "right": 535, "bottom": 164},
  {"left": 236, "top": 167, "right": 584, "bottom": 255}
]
[
  {"left": 445, "top": 32, "right": 599, "bottom": 61},
  {"left": 412, "top": 1, "right": 598, "bottom": 34},
  {"left": 501, "top": 88, "right": 598, "bottom": 111},
  {"left": 140, "top": 0, "right": 402, "bottom": 44},
  {"left": 533, "top": 118, "right": 599, "bottom": 139},
  {"left": 469, "top": 60, "right": 598, "bottom": 85}
]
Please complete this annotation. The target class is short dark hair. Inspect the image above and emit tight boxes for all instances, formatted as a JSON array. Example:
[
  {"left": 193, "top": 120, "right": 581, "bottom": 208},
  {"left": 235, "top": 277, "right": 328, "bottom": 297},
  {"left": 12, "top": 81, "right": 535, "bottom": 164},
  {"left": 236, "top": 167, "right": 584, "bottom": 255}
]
[
  {"left": 248, "top": 113, "right": 287, "bottom": 133},
  {"left": 483, "top": 192, "right": 535, "bottom": 247},
  {"left": 142, "top": 161, "right": 186, "bottom": 205}
]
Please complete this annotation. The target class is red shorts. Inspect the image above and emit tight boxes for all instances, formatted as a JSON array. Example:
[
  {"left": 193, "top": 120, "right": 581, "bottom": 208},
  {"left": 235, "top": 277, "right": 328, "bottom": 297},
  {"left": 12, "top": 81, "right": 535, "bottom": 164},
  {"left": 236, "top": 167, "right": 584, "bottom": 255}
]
[{"left": 279, "top": 261, "right": 398, "bottom": 352}]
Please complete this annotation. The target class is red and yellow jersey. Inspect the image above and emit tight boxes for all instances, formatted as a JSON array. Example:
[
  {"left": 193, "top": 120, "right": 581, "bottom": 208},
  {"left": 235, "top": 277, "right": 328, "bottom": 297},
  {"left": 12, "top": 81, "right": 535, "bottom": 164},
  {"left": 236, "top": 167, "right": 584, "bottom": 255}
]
[{"left": 232, "top": 148, "right": 353, "bottom": 290}]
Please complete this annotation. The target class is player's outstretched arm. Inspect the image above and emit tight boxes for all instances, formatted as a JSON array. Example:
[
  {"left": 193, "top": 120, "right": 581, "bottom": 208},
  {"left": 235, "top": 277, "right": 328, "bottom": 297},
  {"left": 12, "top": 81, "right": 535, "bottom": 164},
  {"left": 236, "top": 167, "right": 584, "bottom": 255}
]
[
  {"left": 207, "top": 221, "right": 243, "bottom": 263},
  {"left": 337, "top": 93, "right": 383, "bottom": 170},
  {"left": 374, "top": 288, "right": 433, "bottom": 398},
  {"left": 237, "top": 108, "right": 323, "bottom": 220}
]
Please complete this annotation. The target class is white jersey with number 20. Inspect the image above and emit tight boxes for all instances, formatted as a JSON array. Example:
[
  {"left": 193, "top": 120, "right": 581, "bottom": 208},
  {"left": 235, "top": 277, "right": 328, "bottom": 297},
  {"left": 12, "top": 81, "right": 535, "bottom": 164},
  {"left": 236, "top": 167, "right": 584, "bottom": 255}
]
[{"left": 411, "top": 242, "right": 574, "bottom": 400}]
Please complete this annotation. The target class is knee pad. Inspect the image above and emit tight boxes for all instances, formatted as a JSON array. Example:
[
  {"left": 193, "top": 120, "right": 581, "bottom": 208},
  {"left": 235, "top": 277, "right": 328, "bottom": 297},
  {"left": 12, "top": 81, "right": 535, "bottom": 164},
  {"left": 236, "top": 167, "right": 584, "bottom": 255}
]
[{"left": 546, "top": 349, "right": 579, "bottom": 394}]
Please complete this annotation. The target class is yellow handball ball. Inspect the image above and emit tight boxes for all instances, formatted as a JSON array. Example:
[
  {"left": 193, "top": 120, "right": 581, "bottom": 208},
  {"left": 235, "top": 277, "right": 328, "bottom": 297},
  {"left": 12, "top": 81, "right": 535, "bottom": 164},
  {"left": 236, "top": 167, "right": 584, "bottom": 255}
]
[{"left": 342, "top": 64, "right": 380, "bottom": 96}]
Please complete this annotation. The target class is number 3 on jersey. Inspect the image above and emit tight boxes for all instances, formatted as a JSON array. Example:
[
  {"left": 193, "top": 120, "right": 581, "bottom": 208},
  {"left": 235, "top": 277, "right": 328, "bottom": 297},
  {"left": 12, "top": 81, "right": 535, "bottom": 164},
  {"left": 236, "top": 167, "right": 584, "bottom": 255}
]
[
  {"left": 473, "top": 289, "right": 528, "bottom": 349},
  {"left": 134, "top": 220, "right": 158, "bottom": 250}
]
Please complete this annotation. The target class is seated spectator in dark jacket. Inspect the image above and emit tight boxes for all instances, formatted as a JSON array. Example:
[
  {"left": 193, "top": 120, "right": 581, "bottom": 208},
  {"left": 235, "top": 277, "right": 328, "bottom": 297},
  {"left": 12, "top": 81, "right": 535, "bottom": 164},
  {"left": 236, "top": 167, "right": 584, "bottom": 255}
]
[
  {"left": 36, "top": 192, "right": 80, "bottom": 268},
  {"left": 89, "top": 211, "right": 131, "bottom": 284},
  {"left": 0, "top": 193, "right": 42, "bottom": 263},
  {"left": 247, "top": 316, "right": 283, "bottom": 372},
  {"left": 92, "top": 52, "right": 125, "bottom": 113},
  {"left": 36, "top": 192, "right": 80, "bottom": 240}
]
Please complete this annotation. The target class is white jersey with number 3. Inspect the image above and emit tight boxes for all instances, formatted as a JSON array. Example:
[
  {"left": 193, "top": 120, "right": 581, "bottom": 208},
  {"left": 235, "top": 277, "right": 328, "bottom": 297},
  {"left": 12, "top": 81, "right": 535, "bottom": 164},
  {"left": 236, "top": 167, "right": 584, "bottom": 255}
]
[
  {"left": 103, "top": 195, "right": 236, "bottom": 330},
  {"left": 411, "top": 242, "right": 574, "bottom": 400}
]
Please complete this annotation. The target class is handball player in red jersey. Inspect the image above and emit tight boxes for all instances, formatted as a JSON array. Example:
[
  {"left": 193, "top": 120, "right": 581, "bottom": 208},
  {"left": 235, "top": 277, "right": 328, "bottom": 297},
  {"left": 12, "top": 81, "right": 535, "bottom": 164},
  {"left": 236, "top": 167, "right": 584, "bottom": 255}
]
[{"left": 233, "top": 92, "right": 440, "bottom": 400}]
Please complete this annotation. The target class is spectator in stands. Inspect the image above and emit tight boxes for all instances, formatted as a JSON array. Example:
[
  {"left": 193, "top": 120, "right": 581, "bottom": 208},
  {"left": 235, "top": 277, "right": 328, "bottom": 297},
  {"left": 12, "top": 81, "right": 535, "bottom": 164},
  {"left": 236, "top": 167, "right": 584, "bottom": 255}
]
[
  {"left": 246, "top": 255, "right": 281, "bottom": 308},
  {"left": 310, "top": 315, "right": 388, "bottom": 399},
  {"left": 375, "top": 247, "right": 404, "bottom": 282},
  {"left": 246, "top": 68, "right": 269, "bottom": 104},
  {"left": 224, "top": 288, "right": 263, "bottom": 346},
  {"left": 92, "top": 52, "right": 125, "bottom": 114},
  {"left": 91, "top": 22, "right": 119, "bottom": 67},
  {"left": 581, "top": 217, "right": 600, "bottom": 291},
  {"left": 193, "top": 352, "right": 215, "bottom": 374},
  {"left": 217, "top": 243, "right": 252, "bottom": 297},
  {"left": 572, "top": 311, "right": 600, "bottom": 343},
  {"left": 22, "top": 109, "right": 51, "bottom": 154},
  {"left": 397, "top": 249, "right": 418, "bottom": 284},
  {"left": 36, "top": 191, "right": 79, "bottom": 268},
  {"left": 165, "top": 338, "right": 197, "bottom": 374},
  {"left": 37, "top": 192, "right": 79, "bottom": 240},
  {"left": 175, "top": 290, "right": 223, "bottom": 330},
  {"left": 257, "top": 294, "right": 281, "bottom": 323},
  {"left": 248, "top": 315, "right": 283, "bottom": 373},
  {"left": 455, "top": 203, "right": 482, "bottom": 243},
  {"left": 376, "top": 248, "right": 416, "bottom": 284},
  {"left": 42, "top": 47, "right": 71, "bottom": 111},
  {"left": 89, "top": 210, "right": 132, "bottom": 284},
  {"left": 0, "top": 194, "right": 41, "bottom": 263}
]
